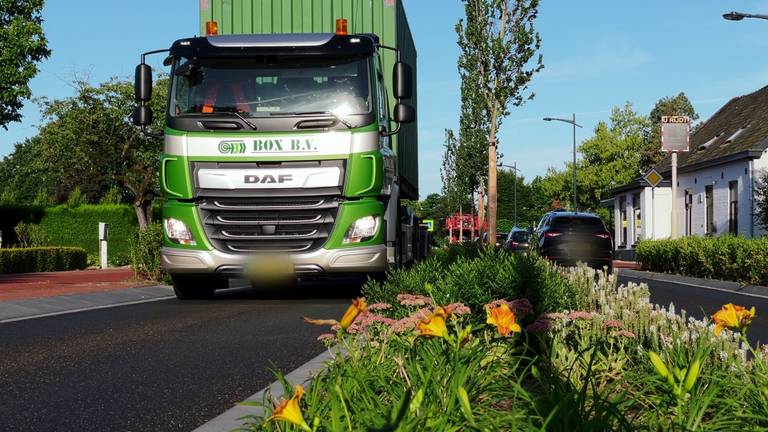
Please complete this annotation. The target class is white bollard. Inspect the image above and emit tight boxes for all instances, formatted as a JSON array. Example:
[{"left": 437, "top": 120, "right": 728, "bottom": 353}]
[{"left": 98, "top": 222, "right": 109, "bottom": 269}]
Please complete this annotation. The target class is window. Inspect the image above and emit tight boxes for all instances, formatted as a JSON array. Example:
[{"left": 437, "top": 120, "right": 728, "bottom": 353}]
[
  {"left": 729, "top": 181, "right": 738, "bottom": 235},
  {"left": 632, "top": 193, "right": 642, "bottom": 243},
  {"left": 705, "top": 185, "right": 714, "bottom": 234},
  {"left": 619, "top": 196, "right": 627, "bottom": 246},
  {"left": 685, "top": 190, "right": 693, "bottom": 236}
]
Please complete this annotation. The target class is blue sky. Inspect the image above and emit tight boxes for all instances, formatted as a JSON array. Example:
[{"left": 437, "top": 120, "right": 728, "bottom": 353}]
[{"left": 2, "top": 1, "right": 768, "bottom": 197}]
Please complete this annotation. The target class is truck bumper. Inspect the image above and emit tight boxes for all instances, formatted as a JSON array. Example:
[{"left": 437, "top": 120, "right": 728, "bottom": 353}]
[{"left": 161, "top": 245, "right": 387, "bottom": 276}]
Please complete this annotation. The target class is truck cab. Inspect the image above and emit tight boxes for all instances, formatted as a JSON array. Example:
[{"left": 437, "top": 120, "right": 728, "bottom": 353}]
[{"left": 133, "top": 12, "right": 418, "bottom": 299}]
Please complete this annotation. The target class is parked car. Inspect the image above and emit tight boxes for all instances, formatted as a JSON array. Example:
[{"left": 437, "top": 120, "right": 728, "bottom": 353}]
[
  {"left": 504, "top": 228, "right": 530, "bottom": 253},
  {"left": 534, "top": 211, "right": 613, "bottom": 272}
]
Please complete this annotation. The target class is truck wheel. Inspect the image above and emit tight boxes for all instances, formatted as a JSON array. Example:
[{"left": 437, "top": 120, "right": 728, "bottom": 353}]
[{"left": 171, "top": 274, "right": 227, "bottom": 300}]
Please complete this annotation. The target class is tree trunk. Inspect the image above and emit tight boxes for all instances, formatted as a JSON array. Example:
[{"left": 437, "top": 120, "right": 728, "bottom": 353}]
[
  {"left": 134, "top": 200, "right": 149, "bottom": 231},
  {"left": 487, "top": 136, "right": 497, "bottom": 247}
]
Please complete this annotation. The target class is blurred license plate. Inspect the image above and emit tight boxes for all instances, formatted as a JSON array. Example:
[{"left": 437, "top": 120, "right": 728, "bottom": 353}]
[{"left": 246, "top": 255, "right": 294, "bottom": 281}]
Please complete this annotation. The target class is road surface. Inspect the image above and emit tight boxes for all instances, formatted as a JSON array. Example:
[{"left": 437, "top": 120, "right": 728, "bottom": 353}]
[{"left": 0, "top": 284, "right": 355, "bottom": 432}]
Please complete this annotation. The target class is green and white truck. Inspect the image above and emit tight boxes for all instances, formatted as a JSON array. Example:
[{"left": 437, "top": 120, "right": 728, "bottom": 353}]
[{"left": 132, "top": 0, "right": 420, "bottom": 299}]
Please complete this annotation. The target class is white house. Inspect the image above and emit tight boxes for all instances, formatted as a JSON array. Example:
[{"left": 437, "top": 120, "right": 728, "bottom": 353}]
[{"left": 609, "top": 85, "right": 768, "bottom": 259}]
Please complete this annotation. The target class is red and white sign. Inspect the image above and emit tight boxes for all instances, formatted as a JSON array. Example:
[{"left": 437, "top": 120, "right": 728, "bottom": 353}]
[{"left": 661, "top": 115, "right": 690, "bottom": 152}]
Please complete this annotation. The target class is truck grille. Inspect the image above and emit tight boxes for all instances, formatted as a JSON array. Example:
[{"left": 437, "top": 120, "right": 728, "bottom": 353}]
[{"left": 197, "top": 194, "right": 340, "bottom": 254}]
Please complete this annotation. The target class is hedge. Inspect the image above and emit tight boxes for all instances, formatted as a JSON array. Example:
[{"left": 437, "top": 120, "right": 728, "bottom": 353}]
[
  {"left": 636, "top": 236, "right": 768, "bottom": 285},
  {"left": 39, "top": 205, "right": 138, "bottom": 263},
  {"left": 0, "top": 247, "right": 88, "bottom": 274}
]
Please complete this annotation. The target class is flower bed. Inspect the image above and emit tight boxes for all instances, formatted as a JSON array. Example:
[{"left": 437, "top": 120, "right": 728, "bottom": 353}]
[{"left": 241, "top": 250, "right": 767, "bottom": 431}]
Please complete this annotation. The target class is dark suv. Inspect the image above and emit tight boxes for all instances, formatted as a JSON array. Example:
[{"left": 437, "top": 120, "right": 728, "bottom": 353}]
[{"left": 534, "top": 211, "right": 613, "bottom": 271}]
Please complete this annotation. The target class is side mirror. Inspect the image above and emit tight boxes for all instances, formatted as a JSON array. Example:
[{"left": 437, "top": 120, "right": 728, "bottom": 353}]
[
  {"left": 134, "top": 64, "right": 153, "bottom": 102},
  {"left": 393, "top": 61, "right": 412, "bottom": 100},
  {"left": 394, "top": 103, "right": 415, "bottom": 124},
  {"left": 132, "top": 105, "right": 153, "bottom": 126}
]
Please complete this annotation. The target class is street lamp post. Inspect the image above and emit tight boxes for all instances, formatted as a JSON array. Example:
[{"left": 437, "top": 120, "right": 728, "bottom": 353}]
[
  {"left": 723, "top": 11, "right": 768, "bottom": 21},
  {"left": 543, "top": 114, "right": 583, "bottom": 211},
  {"left": 500, "top": 162, "right": 520, "bottom": 227}
]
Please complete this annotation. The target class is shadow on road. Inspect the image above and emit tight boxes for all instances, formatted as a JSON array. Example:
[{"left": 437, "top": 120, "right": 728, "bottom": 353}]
[{"left": 212, "top": 276, "right": 366, "bottom": 301}]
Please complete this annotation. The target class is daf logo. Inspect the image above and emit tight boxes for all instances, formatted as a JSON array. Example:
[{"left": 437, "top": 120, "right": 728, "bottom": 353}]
[{"left": 244, "top": 174, "right": 293, "bottom": 184}]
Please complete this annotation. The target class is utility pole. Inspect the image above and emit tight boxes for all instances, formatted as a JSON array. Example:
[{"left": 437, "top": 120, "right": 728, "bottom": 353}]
[
  {"left": 487, "top": 138, "right": 497, "bottom": 245},
  {"left": 543, "top": 115, "right": 582, "bottom": 211}
]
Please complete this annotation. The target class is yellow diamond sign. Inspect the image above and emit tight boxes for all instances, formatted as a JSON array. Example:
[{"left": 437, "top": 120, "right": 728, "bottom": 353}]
[{"left": 643, "top": 168, "right": 663, "bottom": 188}]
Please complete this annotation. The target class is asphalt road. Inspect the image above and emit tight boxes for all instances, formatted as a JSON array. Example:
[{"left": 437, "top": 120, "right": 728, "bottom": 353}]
[
  {"left": 618, "top": 273, "right": 768, "bottom": 345},
  {"left": 0, "top": 282, "right": 357, "bottom": 432}
]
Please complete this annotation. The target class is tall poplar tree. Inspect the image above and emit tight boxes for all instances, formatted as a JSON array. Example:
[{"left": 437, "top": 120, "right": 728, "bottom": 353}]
[{"left": 456, "top": 0, "right": 543, "bottom": 244}]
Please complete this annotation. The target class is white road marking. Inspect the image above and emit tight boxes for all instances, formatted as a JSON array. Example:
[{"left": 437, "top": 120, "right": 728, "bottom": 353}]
[{"left": 0, "top": 295, "right": 176, "bottom": 324}]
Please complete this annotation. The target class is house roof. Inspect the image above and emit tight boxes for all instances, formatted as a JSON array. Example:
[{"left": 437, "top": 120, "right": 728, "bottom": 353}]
[{"left": 654, "top": 85, "right": 768, "bottom": 175}]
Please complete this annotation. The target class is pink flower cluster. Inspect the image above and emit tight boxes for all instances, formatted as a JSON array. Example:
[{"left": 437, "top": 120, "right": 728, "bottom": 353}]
[
  {"left": 367, "top": 302, "right": 393, "bottom": 311},
  {"left": 445, "top": 302, "right": 471, "bottom": 316},
  {"left": 567, "top": 311, "right": 594, "bottom": 320},
  {"left": 317, "top": 333, "right": 335, "bottom": 341},
  {"left": 604, "top": 319, "right": 624, "bottom": 329},
  {"left": 397, "top": 294, "right": 434, "bottom": 307},
  {"left": 615, "top": 330, "right": 636, "bottom": 339},
  {"left": 346, "top": 312, "right": 398, "bottom": 334}
]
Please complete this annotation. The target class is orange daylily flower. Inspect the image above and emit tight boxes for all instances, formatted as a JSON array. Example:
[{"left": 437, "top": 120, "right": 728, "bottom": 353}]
[
  {"left": 304, "top": 297, "right": 367, "bottom": 330},
  {"left": 486, "top": 303, "right": 521, "bottom": 336},
  {"left": 417, "top": 307, "right": 450, "bottom": 338},
  {"left": 712, "top": 303, "right": 756, "bottom": 336},
  {"left": 267, "top": 384, "right": 311, "bottom": 431}
]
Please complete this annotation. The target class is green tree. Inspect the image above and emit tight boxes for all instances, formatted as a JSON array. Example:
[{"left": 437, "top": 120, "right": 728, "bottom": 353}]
[
  {"left": 456, "top": 0, "right": 544, "bottom": 241},
  {"left": 0, "top": 0, "right": 51, "bottom": 129},
  {"left": 755, "top": 170, "right": 768, "bottom": 231},
  {"left": 641, "top": 92, "right": 698, "bottom": 170},
  {"left": 441, "top": 128, "right": 469, "bottom": 213},
  {"left": 0, "top": 77, "right": 167, "bottom": 228},
  {"left": 533, "top": 103, "right": 649, "bottom": 221}
]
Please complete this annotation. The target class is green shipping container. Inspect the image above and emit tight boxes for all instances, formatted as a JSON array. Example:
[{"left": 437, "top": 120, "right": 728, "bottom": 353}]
[{"left": 199, "top": 0, "right": 419, "bottom": 200}]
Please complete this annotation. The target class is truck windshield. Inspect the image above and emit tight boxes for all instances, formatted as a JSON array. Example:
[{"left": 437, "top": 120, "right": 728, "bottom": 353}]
[{"left": 170, "top": 57, "right": 371, "bottom": 118}]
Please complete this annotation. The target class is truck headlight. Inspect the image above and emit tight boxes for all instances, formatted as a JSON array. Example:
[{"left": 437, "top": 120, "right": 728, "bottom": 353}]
[
  {"left": 343, "top": 216, "right": 380, "bottom": 244},
  {"left": 164, "top": 218, "right": 196, "bottom": 246}
]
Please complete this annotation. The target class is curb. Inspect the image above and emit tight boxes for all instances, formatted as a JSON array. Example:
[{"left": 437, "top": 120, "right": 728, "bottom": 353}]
[
  {"left": 0, "top": 285, "right": 174, "bottom": 323},
  {"left": 192, "top": 347, "right": 342, "bottom": 432},
  {"left": 618, "top": 269, "right": 768, "bottom": 299}
]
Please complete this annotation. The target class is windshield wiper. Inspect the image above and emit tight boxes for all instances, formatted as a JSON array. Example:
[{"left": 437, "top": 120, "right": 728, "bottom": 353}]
[
  {"left": 270, "top": 111, "right": 353, "bottom": 129},
  {"left": 203, "top": 111, "right": 258, "bottom": 130}
]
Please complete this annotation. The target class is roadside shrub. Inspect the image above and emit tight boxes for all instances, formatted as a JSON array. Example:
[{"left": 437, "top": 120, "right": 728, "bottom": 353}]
[
  {"left": 0, "top": 247, "right": 87, "bottom": 274},
  {"left": 636, "top": 236, "right": 768, "bottom": 285},
  {"left": 129, "top": 223, "right": 165, "bottom": 281},
  {"left": 0, "top": 205, "right": 45, "bottom": 246},
  {"left": 13, "top": 222, "right": 48, "bottom": 247},
  {"left": 66, "top": 187, "right": 89, "bottom": 207},
  {"left": 100, "top": 186, "right": 124, "bottom": 205},
  {"left": 363, "top": 247, "right": 584, "bottom": 318}
]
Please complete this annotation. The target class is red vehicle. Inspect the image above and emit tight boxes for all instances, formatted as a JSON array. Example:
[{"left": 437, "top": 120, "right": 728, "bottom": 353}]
[{"left": 445, "top": 213, "right": 487, "bottom": 244}]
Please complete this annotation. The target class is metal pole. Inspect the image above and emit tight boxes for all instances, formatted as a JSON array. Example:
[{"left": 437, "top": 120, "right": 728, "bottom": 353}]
[
  {"left": 671, "top": 152, "right": 678, "bottom": 239},
  {"left": 572, "top": 113, "right": 577, "bottom": 211},
  {"left": 651, "top": 187, "right": 656, "bottom": 240},
  {"left": 513, "top": 161, "right": 518, "bottom": 227}
]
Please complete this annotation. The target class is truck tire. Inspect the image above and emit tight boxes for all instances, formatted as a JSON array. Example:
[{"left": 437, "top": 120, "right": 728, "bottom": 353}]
[{"left": 171, "top": 274, "right": 227, "bottom": 300}]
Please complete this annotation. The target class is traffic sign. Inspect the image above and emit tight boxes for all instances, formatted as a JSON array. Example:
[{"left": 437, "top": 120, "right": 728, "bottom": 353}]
[
  {"left": 643, "top": 168, "right": 663, "bottom": 188},
  {"left": 661, "top": 115, "right": 690, "bottom": 152},
  {"left": 423, "top": 219, "right": 435, "bottom": 232}
]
